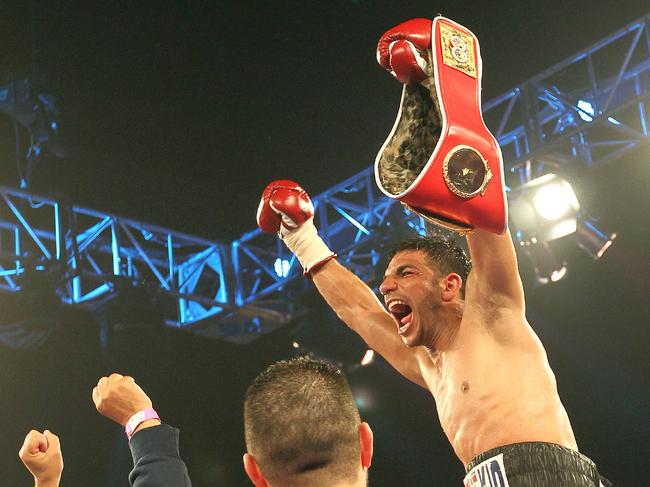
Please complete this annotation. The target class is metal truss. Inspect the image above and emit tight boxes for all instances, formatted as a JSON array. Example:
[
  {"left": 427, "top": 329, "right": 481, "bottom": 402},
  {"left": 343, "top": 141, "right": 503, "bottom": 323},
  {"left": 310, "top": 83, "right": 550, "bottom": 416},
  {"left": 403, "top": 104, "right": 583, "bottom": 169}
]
[
  {"left": 0, "top": 187, "right": 241, "bottom": 332},
  {"left": 1, "top": 14, "right": 648, "bottom": 343},
  {"left": 483, "top": 14, "right": 650, "bottom": 184}
]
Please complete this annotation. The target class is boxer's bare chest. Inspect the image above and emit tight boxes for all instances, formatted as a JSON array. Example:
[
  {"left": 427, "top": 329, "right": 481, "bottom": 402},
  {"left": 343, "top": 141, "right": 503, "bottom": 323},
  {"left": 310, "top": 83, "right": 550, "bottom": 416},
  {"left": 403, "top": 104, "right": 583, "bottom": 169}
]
[
  {"left": 421, "top": 340, "right": 502, "bottom": 441},
  {"left": 419, "top": 312, "right": 556, "bottom": 463}
]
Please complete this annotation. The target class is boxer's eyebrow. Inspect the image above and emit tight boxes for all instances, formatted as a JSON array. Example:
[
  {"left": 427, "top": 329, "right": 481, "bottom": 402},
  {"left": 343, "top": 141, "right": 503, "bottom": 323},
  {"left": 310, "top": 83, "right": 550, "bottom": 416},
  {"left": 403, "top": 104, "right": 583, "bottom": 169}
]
[
  {"left": 385, "top": 264, "right": 417, "bottom": 278},
  {"left": 397, "top": 264, "right": 418, "bottom": 274}
]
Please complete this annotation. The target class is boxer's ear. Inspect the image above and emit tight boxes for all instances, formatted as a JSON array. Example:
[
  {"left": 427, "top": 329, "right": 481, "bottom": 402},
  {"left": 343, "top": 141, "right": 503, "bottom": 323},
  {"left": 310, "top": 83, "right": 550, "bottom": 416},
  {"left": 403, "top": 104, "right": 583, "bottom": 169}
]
[
  {"left": 359, "top": 422, "right": 374, "bottom": 469},
  {"left": 441, "top": 273, "right": 462, "bottom": 301},
  {"left": 243, "top": 453, "right": 269, "bottom": 487}
]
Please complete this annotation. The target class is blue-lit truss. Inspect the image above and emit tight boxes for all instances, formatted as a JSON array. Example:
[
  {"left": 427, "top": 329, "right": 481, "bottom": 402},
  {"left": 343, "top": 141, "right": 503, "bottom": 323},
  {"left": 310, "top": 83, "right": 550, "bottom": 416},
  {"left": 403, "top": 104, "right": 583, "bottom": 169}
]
[{"left": 1, "top": 14, "right": 649, "bottom": 343}]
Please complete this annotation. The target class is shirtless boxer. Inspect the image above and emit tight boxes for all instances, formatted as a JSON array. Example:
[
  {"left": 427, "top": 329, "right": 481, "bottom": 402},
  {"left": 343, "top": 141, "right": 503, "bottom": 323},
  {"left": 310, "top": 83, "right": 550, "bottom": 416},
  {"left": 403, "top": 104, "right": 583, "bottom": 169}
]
[
  {"left": 256, "top": 14, "right": 613, "bottom": 485},
  {"left": 257, "top": 178, "right": 610, "bottom": 485},
  {"left": 257, "top": 195, "right": 610, "bottom": 487}
]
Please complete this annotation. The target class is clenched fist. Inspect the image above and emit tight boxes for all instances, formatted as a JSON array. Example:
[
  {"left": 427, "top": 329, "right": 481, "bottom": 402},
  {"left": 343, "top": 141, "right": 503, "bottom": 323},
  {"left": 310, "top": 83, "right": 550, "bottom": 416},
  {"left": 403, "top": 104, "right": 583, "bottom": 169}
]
[
  {"left": 92, "top": 373, "right": 153, "bottom": 426},
  {"left": 19, "top": 430, "right": 63, "bottom": 487}
]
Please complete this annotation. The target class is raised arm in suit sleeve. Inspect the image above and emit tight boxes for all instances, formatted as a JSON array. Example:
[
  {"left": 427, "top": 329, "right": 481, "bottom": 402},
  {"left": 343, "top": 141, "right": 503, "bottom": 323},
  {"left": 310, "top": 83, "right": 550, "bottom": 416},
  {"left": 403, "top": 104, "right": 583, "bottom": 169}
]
[{"left": 128, "top": 424, "right": 192, "bottom": 487}]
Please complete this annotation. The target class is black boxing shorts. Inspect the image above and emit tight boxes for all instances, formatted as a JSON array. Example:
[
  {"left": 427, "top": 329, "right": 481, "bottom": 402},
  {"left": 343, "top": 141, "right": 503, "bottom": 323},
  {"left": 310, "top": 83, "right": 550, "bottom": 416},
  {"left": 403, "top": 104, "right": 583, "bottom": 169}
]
[{"left": 463, "top": 442, "right": 612, "bottom": 487}]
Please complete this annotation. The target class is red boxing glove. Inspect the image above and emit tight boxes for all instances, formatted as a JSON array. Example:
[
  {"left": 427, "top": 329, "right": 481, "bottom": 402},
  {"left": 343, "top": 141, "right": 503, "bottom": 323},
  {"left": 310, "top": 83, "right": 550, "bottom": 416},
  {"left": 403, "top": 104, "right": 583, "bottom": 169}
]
[
  {"left": 376, "top": 18, "right": 433, "bottom": 84},
  {"left": 257, "top": 180, "right": 314, "bottom": 233},
  {"left": 257, "top": 180, "right": 335, "bottom": 275}
]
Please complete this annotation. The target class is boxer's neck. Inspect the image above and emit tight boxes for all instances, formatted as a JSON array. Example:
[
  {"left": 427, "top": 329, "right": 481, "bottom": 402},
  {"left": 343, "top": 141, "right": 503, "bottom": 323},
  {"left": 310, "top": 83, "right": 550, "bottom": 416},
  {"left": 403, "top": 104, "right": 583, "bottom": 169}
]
[{"left": 425, "top": 301, "right": 463, "bottom": 357}]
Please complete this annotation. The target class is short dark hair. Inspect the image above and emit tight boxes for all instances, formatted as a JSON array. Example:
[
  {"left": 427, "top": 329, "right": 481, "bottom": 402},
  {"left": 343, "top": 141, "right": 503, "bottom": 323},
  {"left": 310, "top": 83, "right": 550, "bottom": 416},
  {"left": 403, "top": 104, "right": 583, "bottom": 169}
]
[
  {"left": 389, "top": 235, "right": 472, "bottom": 296},
  {"left": 244, "top": 357, "right": 361, "bottom": 486}
]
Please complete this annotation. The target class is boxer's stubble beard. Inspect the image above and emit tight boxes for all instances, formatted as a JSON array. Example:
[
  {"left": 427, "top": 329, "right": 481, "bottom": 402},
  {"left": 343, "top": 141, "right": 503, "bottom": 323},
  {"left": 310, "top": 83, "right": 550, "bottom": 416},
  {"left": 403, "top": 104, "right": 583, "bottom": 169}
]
[{"left": 414, "top": 283, "right": 464, "bottom": 353}]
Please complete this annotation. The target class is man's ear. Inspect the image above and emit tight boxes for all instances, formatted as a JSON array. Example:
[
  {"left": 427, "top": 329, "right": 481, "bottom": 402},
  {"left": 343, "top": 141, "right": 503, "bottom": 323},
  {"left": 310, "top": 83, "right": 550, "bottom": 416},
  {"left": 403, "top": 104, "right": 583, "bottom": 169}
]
[
  {"left": 359, "top": 422, "right": 374, "bottom": 469},
  {"left": 243, "top": 453, "right": 269, "bottom": 487},
  {"left": 441, "top": 273, "right": 463, "bottom": 301}
]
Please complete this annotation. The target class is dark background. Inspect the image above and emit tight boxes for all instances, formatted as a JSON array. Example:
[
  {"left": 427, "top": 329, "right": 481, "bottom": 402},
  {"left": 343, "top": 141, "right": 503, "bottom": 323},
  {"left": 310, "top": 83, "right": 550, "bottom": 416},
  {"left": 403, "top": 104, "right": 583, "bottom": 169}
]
[{"left": 0, "top": 1, "right": 649, "bottom": 486}]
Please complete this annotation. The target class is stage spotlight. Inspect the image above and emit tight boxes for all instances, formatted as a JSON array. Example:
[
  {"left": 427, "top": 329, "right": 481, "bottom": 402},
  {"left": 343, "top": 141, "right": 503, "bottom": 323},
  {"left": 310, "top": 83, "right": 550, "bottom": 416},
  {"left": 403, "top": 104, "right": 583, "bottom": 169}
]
[
  {"left": 575, "top": 219, "right": 617, "bottom": 260},
  {"left": 510, "top": 174, "right": 617, "bottom": 285},
  {"left": 510, "top": 173, "right": 617, "bottom": 262},
  {"left": 532, "top": 182, "right": 578, "bottom": 221},
  {"left": 509, "top": 174, "right": 580, "bottom": 242}
]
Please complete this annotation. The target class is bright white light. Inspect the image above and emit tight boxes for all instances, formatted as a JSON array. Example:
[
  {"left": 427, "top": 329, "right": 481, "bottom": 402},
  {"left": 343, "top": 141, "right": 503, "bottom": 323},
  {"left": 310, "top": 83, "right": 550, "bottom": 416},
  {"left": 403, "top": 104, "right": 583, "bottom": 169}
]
[
  {"left": 607, "top": 117, "right": 621, "bottom": 125},
  {"left": 533, "top": 184, "right": 573, "bottom": 220},
  {"left": 360, "top": 349, "right": 375, "bottom": 366},
  {"left": 596, "top": 237, "right": 615, "bottom": 259},
  {"left": 550, "top": 267, "right": 568, "bottom": 282},
  {"left": 274, "top": 258, "right": 291, "bottom": 278},
  {"left": 292, "top": 341, "right": 300, "bottom": 349},
  {"left": 577, "top": 99, "right": 595, "bottom": 122}
]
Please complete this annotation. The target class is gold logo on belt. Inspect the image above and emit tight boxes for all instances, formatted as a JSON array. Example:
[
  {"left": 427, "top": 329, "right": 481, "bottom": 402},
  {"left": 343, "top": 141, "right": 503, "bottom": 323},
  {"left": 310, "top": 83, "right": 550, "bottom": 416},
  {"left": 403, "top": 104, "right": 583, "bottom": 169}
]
[{"left": 440, "top": 23, "right": 477, "bottom": 78}]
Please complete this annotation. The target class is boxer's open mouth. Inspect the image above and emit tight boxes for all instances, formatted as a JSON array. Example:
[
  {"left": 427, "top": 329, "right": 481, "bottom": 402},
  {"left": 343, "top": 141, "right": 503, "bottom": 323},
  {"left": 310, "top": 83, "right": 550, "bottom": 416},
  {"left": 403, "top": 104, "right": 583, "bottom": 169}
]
[{"left": 387, "top": 300, "right": 413, "bottom": 330}]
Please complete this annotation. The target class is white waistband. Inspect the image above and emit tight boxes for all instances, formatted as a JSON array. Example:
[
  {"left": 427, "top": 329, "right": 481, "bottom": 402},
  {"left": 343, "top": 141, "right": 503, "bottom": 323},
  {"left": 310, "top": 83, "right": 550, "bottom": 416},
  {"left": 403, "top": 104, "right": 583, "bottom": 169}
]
[{"left": 463, "top": 452, "right": 510, "bottom": 487}]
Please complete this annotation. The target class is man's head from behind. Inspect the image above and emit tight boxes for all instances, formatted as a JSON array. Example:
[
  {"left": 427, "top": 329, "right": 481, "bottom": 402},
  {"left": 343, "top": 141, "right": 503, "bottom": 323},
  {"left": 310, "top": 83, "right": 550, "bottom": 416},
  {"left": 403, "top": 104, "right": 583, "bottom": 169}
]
[{"left": 243, "top": 357, "right": 373, "bottom": 487}]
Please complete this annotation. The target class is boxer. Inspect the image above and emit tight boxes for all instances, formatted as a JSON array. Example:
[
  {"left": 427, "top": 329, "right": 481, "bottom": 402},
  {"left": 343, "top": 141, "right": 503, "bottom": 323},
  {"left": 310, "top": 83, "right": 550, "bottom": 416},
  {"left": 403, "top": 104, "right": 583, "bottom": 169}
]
[
  {"left": 258, "top": 177, "right": 610, "bottom": 485},
  {"left": 258, "top": 125, "right": 609, "bottom": 487}
]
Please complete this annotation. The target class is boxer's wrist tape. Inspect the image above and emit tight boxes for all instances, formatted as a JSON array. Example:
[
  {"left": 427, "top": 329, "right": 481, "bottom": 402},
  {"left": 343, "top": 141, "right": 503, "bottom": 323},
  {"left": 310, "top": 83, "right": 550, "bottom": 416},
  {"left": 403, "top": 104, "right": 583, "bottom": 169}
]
[
  {"left": 281, "top": 220, "right": 335, "bottom": 276},
  {"left": 125, "top": 408, "right": 160, "bottom": 439}
]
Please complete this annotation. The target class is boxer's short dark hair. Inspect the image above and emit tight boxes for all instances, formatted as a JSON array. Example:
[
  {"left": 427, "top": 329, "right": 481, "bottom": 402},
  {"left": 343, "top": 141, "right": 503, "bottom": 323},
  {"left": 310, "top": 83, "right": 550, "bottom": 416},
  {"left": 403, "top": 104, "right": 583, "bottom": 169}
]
[
  {"left": 244, "top": 357, "right": 361, "bottom": 486},
  {"left": 389, "top": 235, "right": 472, "bottom": 297}
]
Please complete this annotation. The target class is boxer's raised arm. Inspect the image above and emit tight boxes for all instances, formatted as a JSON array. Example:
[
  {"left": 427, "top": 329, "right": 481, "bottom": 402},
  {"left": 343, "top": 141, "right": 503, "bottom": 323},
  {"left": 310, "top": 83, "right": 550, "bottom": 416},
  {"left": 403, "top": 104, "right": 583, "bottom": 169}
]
[
  {"left": 466, "top": 229, "right": 525, "bottom": 311},
  {"left": 258, "top": 181, "right": 426, "bottom": 387},
  {"left": 312, "top": 259, "right": 427, "bottom": 387}
]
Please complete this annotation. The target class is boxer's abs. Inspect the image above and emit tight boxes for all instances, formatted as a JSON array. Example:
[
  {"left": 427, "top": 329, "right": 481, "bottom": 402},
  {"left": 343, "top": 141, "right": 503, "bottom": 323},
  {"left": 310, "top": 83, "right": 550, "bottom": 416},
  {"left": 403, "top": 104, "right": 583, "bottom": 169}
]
[{"left": 425, "top": 338, "right": 578, "bottom": 466}]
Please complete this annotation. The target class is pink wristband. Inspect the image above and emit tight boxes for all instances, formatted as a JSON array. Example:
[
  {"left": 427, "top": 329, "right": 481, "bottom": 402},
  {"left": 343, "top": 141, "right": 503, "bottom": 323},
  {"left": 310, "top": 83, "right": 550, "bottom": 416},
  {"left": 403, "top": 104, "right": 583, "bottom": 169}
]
[{"left": 125, "top": 408, "right": 160, "bottom": 438}]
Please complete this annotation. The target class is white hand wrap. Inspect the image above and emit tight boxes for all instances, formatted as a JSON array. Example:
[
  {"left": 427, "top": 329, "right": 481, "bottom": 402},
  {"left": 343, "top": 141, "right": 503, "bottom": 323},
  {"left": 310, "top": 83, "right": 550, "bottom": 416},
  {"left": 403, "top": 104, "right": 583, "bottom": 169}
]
[{"left": 280, "top": 219, "right": 335, "bottom": 275}]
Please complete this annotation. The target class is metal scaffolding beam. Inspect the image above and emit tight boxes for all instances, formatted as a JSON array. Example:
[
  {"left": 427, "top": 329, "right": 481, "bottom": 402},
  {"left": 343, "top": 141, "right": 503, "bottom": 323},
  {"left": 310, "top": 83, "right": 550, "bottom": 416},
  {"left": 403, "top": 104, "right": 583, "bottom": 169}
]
[
  {"left": 0, "top": 187, "right": 293, "bottom": 339},
  {"left": 1, "top": 14, "right": 648, "bottom": 343}
]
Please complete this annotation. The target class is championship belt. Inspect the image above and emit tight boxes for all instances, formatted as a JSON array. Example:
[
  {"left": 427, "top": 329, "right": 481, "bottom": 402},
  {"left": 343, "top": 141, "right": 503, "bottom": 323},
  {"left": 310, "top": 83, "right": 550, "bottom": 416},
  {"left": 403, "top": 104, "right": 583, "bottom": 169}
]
[{"left": 374, "top": 16, "right": 507, "bottom": 234}]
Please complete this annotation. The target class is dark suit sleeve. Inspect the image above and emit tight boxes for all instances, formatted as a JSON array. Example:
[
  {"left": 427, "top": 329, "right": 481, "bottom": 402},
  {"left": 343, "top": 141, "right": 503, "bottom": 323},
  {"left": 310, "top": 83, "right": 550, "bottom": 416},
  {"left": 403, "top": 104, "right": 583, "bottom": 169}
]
[{"left": 128, "top": 424, "right": 192, "bottom": 487}]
